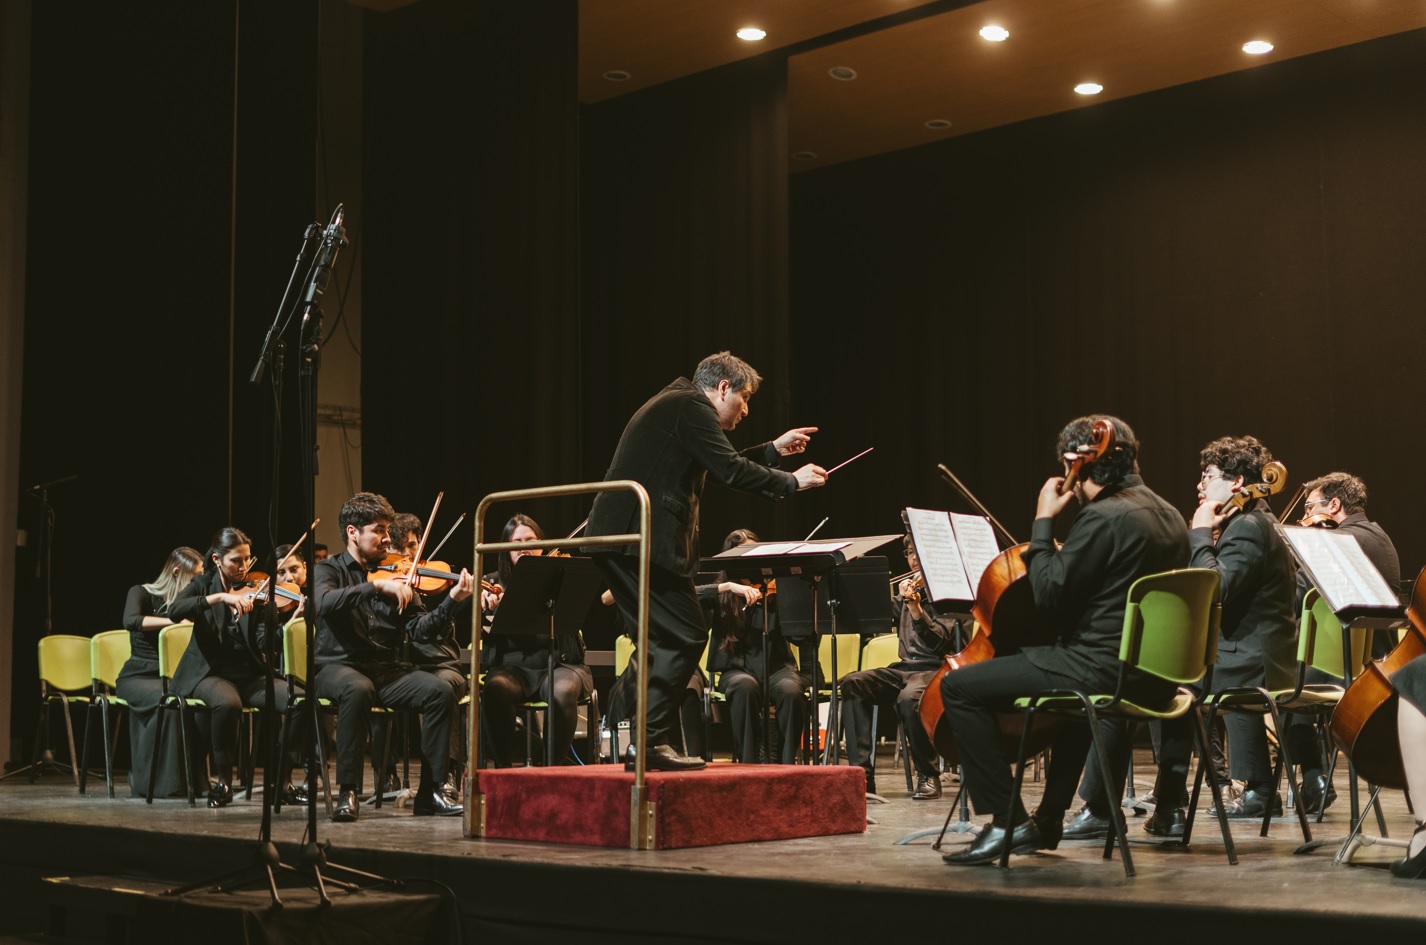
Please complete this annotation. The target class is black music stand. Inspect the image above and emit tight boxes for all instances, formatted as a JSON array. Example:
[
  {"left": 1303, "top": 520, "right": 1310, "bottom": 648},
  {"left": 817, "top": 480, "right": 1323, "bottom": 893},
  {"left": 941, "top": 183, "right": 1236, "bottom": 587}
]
[
  {"left": 709, "top": 535, "right": 899, "bottom": 765},
  {"left": 1275, "top": 525, "right": 1406, "bottom": 859},
  {"left": 489, "top": 555, "right": 603, "bottom": 766}
]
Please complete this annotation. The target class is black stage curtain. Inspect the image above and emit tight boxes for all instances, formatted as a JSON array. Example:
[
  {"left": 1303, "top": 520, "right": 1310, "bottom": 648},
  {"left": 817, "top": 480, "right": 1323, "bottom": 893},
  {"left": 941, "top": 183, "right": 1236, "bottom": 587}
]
[
  {"left": 789, "top": 30, "right": 1426, "bottom": 580},
  {"left": 362, "top": 0, "right": 584, "bottom": 556},
  {"left": 14, "top": 0, "right": 317, "bottom": 750},
  {"left": 580, "top": 56, "right": 803, "bottom": 551}
]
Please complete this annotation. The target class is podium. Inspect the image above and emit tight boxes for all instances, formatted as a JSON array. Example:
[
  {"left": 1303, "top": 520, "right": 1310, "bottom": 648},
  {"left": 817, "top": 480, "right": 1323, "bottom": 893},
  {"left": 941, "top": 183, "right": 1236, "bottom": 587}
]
[
  {"left": 706, "top": 535, "right": 899, "bottom": 763},
  {"left": 488, "top": 555, "right": 603, "bottom": 766}
]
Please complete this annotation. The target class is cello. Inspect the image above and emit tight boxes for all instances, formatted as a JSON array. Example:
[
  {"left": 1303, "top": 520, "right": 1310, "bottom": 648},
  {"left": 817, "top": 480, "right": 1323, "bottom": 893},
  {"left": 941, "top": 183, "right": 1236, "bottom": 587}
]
[
  {"left": 915, "top": 422, "right": 1117, "bottom": 762},
  {"left": 1328, "top": 566, "right": 1426, "bottom": 790}
]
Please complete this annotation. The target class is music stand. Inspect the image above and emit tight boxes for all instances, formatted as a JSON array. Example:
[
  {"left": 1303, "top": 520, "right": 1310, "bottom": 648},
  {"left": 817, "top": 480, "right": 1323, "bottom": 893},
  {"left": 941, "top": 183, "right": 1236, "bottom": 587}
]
[
  {"left": 488, "top": 555, "right": 603, "bottom": 766},
  {"left": 1275, "top": 525, "right": 1406, "bottom": 860},
  {"left": 709, "top": 535, "right": 899, "bottom": 764}
]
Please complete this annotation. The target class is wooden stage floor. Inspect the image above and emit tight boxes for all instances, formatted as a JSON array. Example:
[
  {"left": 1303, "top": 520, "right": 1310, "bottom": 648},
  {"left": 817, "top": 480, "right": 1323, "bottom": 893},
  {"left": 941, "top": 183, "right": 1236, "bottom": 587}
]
[{"left": 1, "top": 749, "right": 1423, "bottom": 944}]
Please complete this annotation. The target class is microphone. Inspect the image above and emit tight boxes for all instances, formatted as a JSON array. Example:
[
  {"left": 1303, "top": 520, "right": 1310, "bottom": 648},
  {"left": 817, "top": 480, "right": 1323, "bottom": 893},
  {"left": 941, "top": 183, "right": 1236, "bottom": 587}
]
[{"left": 300, "top": 204, "right": 347, "bottom": 333}]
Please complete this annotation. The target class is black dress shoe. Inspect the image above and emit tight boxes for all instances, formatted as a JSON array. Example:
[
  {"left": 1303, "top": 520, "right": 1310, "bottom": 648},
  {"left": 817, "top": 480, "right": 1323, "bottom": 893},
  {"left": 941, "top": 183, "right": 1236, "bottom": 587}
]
[
  {"left": 1389, "top": 824, "right": 1426, "bottom": 879},
  {"left": 413, "top": 788, "right": 463, "bottom": 817},
  {"left": 280, "top": 782, "right": 309, "bottom": 806},
  {"left": 912, "top": 774, "right": 942, "bottom": 800},
  {"left": 1209, "top": 787, "right": 1282, "bottom": 819},
  {"left": 1298, "top": 774, "right": 1337, "bottom": 815},
  {"left": 625, "top": 744, "right": 707, "bottom": 771},
  {"left": 943, "top": 818, "right": 1047, "bottom": 866},
  {"left": 1145, "top": 806, "right": 1187, "bottom": 837},
  {"left": 332, "top": 789, "right": 360, "bottom": 823},
  {"left": 1062, "top": 806, "right": 1119, "bottom": 840},
  {"left": 206, "top": 782, "right": 233, "bottom": 809}
]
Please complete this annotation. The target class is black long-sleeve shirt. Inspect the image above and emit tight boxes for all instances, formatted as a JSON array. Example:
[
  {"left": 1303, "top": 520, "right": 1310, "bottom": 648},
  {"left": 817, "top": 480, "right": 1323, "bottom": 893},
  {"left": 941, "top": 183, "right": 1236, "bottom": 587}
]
[{"left": 313, "top": 550, "right": 467, "bottom": 669}]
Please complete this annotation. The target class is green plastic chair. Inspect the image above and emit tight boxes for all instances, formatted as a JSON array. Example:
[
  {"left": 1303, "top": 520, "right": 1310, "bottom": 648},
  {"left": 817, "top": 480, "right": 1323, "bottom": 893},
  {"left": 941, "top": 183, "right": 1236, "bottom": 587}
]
[
  {"left": 148, "top": 622, "right": 205, "bottom": 806},
  {"left": 79, "top": 630, "right": 131, "bottom": 797},
  {"left": 1198, "top": 588, "right": 1371, "bottom": 842},
  {"left": 1002, "top": 568, "right": 1230, "bottom": 877},
  {"left": 24, "top": 634, "right": 93, "bottom": 788}
]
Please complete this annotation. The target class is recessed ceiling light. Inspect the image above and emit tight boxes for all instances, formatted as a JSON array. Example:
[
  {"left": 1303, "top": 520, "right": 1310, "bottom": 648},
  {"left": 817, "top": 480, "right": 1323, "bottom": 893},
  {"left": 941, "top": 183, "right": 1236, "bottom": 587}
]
[
  {"left": 1242, "top": 40, "right": 1274, "bottom": 55},
  {"left": 828, "top": 66, "right": 858, "bottom": 81},
  {"left": 736, "top": 27, "right": 766, "bottom": 41},
  {"left": 924, "top": 119, "right": 953, "bottom": 131},
  {"left": 1074, "top": 83, "right": 1104, "bottom": 96},
  {"left": 602, "top": 70, "right": 631, "bottom": 82},
  {"left": 979, "top": 25, "right": 1009, "bottom": 42},
  {"left": 792, "top": 151, "right": 818, "bottom": 162}
]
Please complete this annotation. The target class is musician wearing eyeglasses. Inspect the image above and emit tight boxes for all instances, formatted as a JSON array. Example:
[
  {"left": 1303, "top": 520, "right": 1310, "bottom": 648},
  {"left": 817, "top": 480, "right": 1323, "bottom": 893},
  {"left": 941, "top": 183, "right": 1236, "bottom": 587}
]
[{"left": 1284, "top": 471, "right": 1401, "bottom": 814}]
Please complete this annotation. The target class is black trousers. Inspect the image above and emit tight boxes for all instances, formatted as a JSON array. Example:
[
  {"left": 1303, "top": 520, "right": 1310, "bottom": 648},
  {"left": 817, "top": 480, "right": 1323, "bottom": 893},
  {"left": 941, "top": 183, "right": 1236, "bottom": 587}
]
[
  {"left": 190, "top": 673, "right": 300, "bottom": 773},
  {"left": 596, "top": 555, "right": 707, "bottom": 745},
  {"left": 841, "top": 665, "right": 941, "bottom": 779},
  {"left": 718, "top": 665, "right": 809, "bottom": 764},
  {"left": 483, "top": 663, "right": 594, "bottom": 766},
  {"left": 314, "top": 661, "right": 460, "bottom": 790}
]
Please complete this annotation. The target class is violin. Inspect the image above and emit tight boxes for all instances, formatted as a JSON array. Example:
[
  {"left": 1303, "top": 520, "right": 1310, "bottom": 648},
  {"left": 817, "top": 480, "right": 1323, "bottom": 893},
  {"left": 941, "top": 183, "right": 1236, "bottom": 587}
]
[
  {"left": 368, "top": 554, "right": 493, "bottom": 596},
  {"left": 1298, "top": 511, "right": 1338, "bottom": 529},
  {"left": 1214, "top": 460, "right": 1288, "bottom": 519},
  {"left": 235, "top": 571, "right": 303, "bottom": 613}
]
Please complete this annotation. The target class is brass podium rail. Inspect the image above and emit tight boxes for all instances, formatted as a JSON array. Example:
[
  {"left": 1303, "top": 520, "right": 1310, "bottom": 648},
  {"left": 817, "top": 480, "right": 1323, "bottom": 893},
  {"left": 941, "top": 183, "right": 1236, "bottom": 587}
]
[{"left": 462, "top": 480, "right": 657, "bottom": 849}]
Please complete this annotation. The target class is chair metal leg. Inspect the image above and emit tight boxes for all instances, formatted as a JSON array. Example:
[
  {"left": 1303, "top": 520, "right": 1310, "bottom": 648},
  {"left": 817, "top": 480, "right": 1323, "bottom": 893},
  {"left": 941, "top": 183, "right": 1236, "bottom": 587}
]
[
  {"left": 1084, "top": 708, "right": 1134, "bottom": 877},
  {"left": 177, "top": 701, "right": 198, "bottom": 807},
  {"left": 146, "top": 701, "right": 165, "bottom": 805},
  {"left": 79, "top": 702, "right": 96, "bottom": 795},
  {"left": 1184, "top": 705, "right": 1238, "bottom": 865},
  {"left": 1001, "top": 704, "right": 1040, "bottom": 871},
  {"left": 102, "top": 699, "right": 119, "bottom": 798}
]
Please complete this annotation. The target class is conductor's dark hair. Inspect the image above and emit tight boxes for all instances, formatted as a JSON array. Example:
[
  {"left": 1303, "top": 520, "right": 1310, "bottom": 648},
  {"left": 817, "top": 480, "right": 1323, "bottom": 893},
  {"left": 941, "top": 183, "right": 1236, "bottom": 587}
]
[
  {"left": 693, "top": 351, "right": 761, "bottom": 394},
  {"left": 1055, "top": 415, "right": 1139, "bottom": 485}
]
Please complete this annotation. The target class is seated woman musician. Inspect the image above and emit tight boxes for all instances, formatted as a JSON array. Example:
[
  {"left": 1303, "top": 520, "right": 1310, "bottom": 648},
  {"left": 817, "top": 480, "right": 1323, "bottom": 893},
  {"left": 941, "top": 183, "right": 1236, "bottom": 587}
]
[
  {"left": 708, "top": 528, "right": 809, "bottom": 764},
  {"left": 478, "top": 514, "right": 594, "bottom": 766},
  {"left": 119, "top": 546, "right": 205, "bottom": 798},
  {"left": 167, "top": 527, "right": 305, "bottom": 807}
]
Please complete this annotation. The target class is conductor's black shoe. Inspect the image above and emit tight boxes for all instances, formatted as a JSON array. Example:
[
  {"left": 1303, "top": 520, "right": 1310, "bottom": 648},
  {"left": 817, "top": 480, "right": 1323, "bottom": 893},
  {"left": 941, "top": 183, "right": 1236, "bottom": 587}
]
[
  {"left": 1145, "top": 806, "right": 1187, "bottom": 837},
  {"left": 625, "top": 744, "right": 707, "bottom": 771},
  {"left": 1209, "top": 788, "right": 1282, "bottom": 819},
  {"left": 1062, "top": 806, "right": 1118, "bottom": 840},
  {"left": 206, "top": 782, "right": 233, "bottom": 809},
  {"left": 332, "top": 789, "right": 359, "bottom": 823},
  {"left": 943, "top": 818, "right": 1047, "bottom": 866},
  {"left": 413, "top": 788, "right": 463, "bottom": 817},
  {"left": 912, "top": 774, "right": 942, "bottom": 800},
  {"left": 1299, "top": 774, "right": 1337, "bottom": 814}
]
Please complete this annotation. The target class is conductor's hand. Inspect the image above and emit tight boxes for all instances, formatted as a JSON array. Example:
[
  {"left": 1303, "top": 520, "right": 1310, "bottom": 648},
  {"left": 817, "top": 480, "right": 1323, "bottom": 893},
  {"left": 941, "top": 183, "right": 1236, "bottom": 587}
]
[
  {"left": 374, "top": 579, "right": 415, "bottom": 614},
  {"left": 1035, "top": 476, "right": 1076, "bottom": 520},
  {"left": 794, "top": 464, "right": 828, "bottom": 491},
  {"left": 774, "top": 426, "right": 818, "bottom": 457},
  {"left": 448, "top": 569, "right": 475, "bottom": 604}
]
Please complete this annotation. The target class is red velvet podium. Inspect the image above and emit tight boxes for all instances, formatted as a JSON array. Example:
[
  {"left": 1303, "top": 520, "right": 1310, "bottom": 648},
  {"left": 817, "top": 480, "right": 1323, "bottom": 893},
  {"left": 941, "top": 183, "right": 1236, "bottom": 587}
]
[{"left": 477, "top": 764, "right": 866, "bottom": 849}]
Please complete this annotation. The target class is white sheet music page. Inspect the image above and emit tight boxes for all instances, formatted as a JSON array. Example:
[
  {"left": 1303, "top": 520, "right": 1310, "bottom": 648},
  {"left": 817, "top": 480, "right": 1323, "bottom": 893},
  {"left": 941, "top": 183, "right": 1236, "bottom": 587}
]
[
  {"left": 1281, "top": 527, "right": 1398, "bottom": 610},
  {"left": 950, "top": 512, "right": 1000, "bottom": 592},
  {"left": 904, "top": 507, "right": 973, "bottom": 603}
]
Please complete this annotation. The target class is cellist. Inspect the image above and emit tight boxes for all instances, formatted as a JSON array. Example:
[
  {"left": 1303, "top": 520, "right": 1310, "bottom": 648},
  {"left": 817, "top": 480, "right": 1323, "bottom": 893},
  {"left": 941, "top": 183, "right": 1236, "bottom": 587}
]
[
  {"left": 1386, "top": 654, "right": 1426, "bottom": 878},
  {"left": 940, "top": 415, "right": 1189, "bottom": 866}
]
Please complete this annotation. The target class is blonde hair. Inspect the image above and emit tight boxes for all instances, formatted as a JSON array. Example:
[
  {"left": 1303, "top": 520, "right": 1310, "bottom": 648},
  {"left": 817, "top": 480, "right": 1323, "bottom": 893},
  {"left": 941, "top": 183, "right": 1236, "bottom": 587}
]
[{"left": 142, "top": 546, "right": 203, "bottom": 610}]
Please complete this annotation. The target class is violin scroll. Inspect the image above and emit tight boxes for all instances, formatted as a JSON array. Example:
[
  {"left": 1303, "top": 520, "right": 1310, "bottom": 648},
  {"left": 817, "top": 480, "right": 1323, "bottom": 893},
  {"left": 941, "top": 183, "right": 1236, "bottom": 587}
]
[{"left": 1059, "top": 420, "right": 1118, "bottom": 496}]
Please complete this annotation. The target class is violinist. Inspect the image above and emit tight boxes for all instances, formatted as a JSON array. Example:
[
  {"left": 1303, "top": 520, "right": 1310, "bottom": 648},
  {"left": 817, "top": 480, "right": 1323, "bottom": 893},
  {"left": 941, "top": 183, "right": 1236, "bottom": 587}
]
[
  {"left": 841, "top": 534, "right": 961, "bottom": 798},
  {"left": 1147, "top": 436, "right": 1297, "bottom": 830},
  {"left": 167, "top": 528, "right": 305, "bottom": 808},
  {"left": 387, "top": 512, "right": 469, "bottom": 796},
  {"left": 586, "top": 351, "right": 826, "bottom": 771},
  {"left": 118, "top": 546, "right": 204, "bottom": 798},
  {"left": 478, "top": 514, "right": 594, "bottom": 767},
  {"left": 274, "top": 542, "right": 309, "bottom": 598},
  {"left": 312, "top": 492, "right": 474, "bottom": 821},
  {"left": 1284, "top": 471, "right": 1401, "bottom": 814},
  {"left": 941, "top": 415, "right": 1189, "bottom": 866},
  {"left": 707, "top": 528, "right": 809, "bottom": 765}
]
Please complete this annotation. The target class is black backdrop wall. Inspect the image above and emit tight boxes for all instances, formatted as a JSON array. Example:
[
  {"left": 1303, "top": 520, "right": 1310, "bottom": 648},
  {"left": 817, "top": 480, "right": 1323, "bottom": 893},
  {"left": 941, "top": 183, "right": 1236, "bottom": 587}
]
[{"left": 788, "top": 29, "right": 1426, "bottom": 576}]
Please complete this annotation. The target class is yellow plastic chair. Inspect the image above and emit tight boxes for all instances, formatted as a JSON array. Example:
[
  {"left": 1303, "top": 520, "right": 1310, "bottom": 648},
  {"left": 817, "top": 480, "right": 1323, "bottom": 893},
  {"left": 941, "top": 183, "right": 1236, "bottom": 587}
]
[
  {"left": 79, "top": 630, "right": 131, "bottom": 797},
  {"left": 1002, "top": 568, "right": 1228, "bottom": 877},
  {"left": 21, "top": 634, "right": 93, "bottom": 788},
  {"left": 790, "top": 632, "right": 861, "bottom": 763},
  {"left": 856, "top": 632, "right": 917, "bottom": 789},
  {"left": 149, "top": 622, "right": 204, "bottom": 806}
]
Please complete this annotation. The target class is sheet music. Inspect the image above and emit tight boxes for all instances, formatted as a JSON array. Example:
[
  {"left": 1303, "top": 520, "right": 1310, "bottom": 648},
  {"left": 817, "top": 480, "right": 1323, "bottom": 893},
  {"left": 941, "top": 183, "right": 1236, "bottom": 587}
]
[
  {"left": 904, "top": 507, "right": 973, "bottom": 602},
  {"left": 950, "top": 512, "right": 999, "bottom": 592},
  {"left": 743, "top": 542, "right": 802, "bottom": 556},
  {"left": 789, "top": 541, "right": 850, "bottom": 554},
  {"left": 1280, "top": 527, "right": 1399, "bottom": 611}
]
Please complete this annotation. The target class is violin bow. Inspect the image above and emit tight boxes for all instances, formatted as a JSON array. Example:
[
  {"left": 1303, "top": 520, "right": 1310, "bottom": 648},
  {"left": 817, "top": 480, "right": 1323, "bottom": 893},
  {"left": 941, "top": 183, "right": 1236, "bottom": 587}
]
[
  {"left": 425, "top": 511, "right": 467, "bottom": 562},
  {"left": 273, "top": 518, "right": 321, "bottom": 578},
  {"left": 403, "top": 492, "right": 444, "bottom": 588},
  {"left": 936, "top": 464, "right": 1019, "bottom": 547}
]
